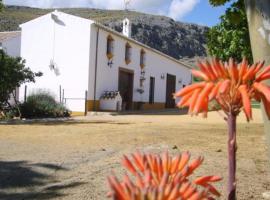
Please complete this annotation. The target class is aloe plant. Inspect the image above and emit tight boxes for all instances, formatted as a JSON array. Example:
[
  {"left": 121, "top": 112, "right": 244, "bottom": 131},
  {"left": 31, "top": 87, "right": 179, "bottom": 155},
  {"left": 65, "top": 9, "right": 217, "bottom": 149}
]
[
  {"left": 174, "top": 58, "right": 270, "bottom": 200},
  {"left": 107, "top": 151, "right": 222, "bottom": 200}
]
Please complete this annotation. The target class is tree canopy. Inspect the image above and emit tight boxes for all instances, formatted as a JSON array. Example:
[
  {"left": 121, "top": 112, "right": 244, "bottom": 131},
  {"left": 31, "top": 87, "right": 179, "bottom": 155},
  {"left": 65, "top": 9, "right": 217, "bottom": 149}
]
[
  {"left": 207, "top": 0, "right": 253, "bottom": 63},
  {"left": 0, "top": 50, "right": 42, "bottom": 110},
  {"left": 0, "top": 0, "right": 3, "bottom": 12},
  {"left": 209, "top": 0, "right": 231, "bottom": 6}
]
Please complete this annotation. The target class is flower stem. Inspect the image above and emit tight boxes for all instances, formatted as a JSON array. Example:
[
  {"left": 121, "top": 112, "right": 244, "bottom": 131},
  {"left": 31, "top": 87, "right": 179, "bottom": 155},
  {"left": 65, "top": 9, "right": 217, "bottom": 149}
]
[{"left": 227, "top": 113, "right": 237, "bottom": 200}]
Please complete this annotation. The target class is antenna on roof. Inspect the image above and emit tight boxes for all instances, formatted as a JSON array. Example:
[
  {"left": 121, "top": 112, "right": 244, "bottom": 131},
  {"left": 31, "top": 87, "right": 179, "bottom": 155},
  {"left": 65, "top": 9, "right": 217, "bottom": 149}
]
[{"left": 124, "top": 0, "right": 131, "bottom": 11}]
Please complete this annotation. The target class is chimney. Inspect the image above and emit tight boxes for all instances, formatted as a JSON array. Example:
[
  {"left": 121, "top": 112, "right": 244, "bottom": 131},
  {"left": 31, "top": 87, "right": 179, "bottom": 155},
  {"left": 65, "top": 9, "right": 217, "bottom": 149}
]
[{"left": 122, "top": 18, "right": 131, "bottom": 38}]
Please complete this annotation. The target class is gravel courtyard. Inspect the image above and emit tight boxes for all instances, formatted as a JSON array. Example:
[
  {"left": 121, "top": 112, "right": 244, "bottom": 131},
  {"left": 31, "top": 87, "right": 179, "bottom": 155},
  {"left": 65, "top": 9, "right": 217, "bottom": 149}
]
[{"left": 0, "top": 109, "right": 269, "bottom": 200}]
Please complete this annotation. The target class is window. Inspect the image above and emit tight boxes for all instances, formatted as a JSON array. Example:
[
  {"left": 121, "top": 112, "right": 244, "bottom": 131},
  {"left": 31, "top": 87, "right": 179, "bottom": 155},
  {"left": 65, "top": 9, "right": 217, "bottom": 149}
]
[
  {"left": 140, "top": 49, "right": 146, "bottom": 68},
  {"left": 149, "top": 77, "right": 155, "bottom": 104},
  {"left": 106, "top": 35, "right": 114, "bottom": 59},
  {"left": 125, "top": 43, "right": 132, "bottom": 64}
]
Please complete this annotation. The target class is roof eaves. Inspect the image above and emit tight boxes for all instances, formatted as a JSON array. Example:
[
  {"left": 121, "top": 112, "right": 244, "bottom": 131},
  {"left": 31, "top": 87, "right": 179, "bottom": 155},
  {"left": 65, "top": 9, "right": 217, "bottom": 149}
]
[
  {"left": 94, "top": 22, "right": 192, "bottom": 70},
  {"left": 0, "top": 31, "right": 21, "bottom": 42}
]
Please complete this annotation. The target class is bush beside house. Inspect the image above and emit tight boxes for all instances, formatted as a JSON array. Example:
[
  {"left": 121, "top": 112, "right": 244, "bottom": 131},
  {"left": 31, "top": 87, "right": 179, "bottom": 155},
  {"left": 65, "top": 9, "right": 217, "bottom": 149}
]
[
  {"left": 0, "top": 49, "right": 42, "bottom": 119},
  {"left": 20, "top": 91, "right": 70, "bottom": 119}
]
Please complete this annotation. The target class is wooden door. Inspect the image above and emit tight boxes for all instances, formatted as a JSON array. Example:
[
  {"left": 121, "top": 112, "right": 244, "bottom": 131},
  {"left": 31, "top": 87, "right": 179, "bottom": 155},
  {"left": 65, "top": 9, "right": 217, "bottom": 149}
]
[
  {"left": 149, "top": 77, "right": 155, "bottom": 104},
  {"left": 118, "top": 69, "right": 134, "bottom": 110},
  {"left": 166, "top": 74, "right": 176, "bottom": 108}
]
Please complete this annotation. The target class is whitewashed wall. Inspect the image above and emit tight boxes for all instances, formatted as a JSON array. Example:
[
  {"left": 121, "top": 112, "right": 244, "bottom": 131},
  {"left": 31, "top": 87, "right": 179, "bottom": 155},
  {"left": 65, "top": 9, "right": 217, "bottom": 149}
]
[
  {"left": 19, "top": 11, "right": 93, "bottom": 112},
  {"left": 89, "top": 27, "right": 192, "bottom": 105},
  {"left": 2, "top": 34, "right": 21, "bottom": 57},
  {"left": 18, "top": 11, "right": 191, "bottom": 112}
]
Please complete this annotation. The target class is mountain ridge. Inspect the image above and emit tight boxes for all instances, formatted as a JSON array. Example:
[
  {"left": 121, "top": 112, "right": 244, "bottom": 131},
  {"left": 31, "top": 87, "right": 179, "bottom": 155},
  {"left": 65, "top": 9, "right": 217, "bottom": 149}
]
[{"left": 0, "top": 6, "right": 208, "bottom": 66}]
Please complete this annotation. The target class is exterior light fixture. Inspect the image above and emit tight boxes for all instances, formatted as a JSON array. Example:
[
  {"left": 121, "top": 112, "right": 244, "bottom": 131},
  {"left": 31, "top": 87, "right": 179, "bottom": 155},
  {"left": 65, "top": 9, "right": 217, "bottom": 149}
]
[
  {"left": 107, "top": 60, "right": 114, "bottom": 68},
  {"left": 141, "top": 70, "right": 145, "bottom": 76},
  {"left": 161, "top": 74, "right": 165, "bottom": 80}
]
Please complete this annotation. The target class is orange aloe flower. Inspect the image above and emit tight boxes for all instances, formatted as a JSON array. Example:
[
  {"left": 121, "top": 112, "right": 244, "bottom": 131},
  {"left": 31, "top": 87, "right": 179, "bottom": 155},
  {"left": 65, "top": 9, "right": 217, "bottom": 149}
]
[
  {"left": 107, "top": 151, "right": 222, "bottom": 200},
  {"left": 174, "top": 58, "right": 270, "bottom": 200},
  {"left": 174, "top": 58, "right": 270, "bottom": 120}
]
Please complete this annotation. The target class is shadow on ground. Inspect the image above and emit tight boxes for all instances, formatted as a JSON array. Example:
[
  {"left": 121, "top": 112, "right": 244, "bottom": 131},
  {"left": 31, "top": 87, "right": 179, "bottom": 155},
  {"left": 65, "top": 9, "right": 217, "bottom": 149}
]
[
  {"left": 2, "top": 120, "right": 134, "bottom": 126},
  {"left": 0, "top": 108, "right": 188, "bottom": 126},
  {"left": 0, "top": 160, "right": 86, "bottom": 200}
]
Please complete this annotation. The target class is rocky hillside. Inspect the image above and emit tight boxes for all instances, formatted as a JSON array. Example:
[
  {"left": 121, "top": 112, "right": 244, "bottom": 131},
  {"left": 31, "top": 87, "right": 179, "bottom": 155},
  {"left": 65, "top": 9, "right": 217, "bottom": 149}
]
[{"left": 0, "top": 6, "right": 208, "bottom": 64}]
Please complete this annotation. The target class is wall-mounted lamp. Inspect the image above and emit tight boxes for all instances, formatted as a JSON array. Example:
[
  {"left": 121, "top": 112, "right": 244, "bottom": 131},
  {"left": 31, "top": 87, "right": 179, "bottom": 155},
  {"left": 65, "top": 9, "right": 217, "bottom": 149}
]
[
  {"left": 161, "top": 74, "right": 165, "bottom": 80},
  {"left": 107, "top": 60, "right": 114, "bottom": 68},
  {"left": 140, "top": 76, "right": 146, "bottom": 81},
  {"left": 49, "top": 60, "right": 60, "bottom": 76},
  {"left": 141, "top": 70, "right": 145, "bottom": 76}
]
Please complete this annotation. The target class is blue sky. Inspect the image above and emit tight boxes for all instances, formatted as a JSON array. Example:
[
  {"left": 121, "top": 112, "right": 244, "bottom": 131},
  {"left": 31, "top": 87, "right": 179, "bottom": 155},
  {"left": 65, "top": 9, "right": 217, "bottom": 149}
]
[
  {"left": 182, "top": 1, "right": 231, "bottom": 26},
  {"left": 3, "top": 0, "right": 232, "bottom": 27}
]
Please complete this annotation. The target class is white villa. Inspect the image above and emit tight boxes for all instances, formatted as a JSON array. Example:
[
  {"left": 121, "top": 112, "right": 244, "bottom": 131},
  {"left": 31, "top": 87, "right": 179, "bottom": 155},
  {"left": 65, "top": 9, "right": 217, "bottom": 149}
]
[{"left": 1, "top": 11, "right": 192, "bottom": 113}]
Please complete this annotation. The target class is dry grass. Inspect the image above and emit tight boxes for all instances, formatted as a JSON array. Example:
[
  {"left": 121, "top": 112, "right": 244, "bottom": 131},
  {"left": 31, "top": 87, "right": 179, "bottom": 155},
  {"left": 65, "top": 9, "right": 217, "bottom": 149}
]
[{"left": 0, "top": 109, "right": 269, "bottom": 199}]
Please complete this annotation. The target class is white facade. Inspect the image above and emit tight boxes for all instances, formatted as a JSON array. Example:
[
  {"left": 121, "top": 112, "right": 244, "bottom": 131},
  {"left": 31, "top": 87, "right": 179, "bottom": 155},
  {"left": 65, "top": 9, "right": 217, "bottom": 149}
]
[
  {"left": 19, "top": 11, "right": 93, "bottom": 112},
  {"left": 89, "top": 26, "right": 191, "bottom": 105},
  {"left": 17, "top": 11, "right": 192, "bottom": 113}
]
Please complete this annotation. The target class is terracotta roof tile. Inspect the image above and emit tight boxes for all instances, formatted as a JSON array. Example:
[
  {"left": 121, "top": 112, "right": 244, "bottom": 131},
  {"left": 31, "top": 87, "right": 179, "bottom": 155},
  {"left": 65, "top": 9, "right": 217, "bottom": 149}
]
[{"left": 0, "top": 31, "right": 21, "bottom": 42}]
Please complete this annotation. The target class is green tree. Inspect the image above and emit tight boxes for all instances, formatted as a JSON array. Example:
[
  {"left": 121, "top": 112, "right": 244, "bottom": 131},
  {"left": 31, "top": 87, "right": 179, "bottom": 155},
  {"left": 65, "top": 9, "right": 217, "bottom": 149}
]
[
  {"left": 0, "top": 50, "right": 42, "bottom": 113},
  {"left": 0, "top": 0, "right": 3, "bottom": 12},
  {"left": 209, "top": 0, "right": 231, "bottom": 6},
  {"left": 207, "top": 0, "right": 253, "bottom": 63},
  {"left": 209, "top": 0, "right": 270, "bottom": 199}
]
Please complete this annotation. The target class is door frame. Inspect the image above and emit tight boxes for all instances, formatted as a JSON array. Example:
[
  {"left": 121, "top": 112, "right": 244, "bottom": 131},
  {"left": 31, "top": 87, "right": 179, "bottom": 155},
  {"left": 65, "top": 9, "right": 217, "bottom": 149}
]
[
  {"left": 165, "top": 73, "right": 176, "bottom": 108},
  {"left": 118, "top": 67, "right": 134, "bottom": 110},
  {"left": 149, "top": 76, "right": 155, "bottom": 104}
]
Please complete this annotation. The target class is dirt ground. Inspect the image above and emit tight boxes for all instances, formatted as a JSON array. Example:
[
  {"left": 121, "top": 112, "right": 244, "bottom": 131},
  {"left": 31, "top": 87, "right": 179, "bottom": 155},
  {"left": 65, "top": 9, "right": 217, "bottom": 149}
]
[{"left": 0, "top": 109, "right": 269, "bottom": 200}]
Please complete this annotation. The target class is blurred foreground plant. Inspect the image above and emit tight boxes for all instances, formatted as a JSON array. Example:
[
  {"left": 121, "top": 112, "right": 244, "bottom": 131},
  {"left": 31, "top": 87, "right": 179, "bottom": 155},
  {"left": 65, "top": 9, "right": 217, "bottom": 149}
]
[
  {"left": 107, "top": 151, "right": 222, "bottom": 200},
  {"left": 174, "top": 58, "right": 270, "bottom": 199}
]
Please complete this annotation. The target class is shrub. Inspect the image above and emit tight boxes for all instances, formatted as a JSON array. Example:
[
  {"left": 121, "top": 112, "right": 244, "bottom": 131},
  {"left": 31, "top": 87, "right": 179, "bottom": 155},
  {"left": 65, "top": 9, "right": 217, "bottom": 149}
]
[
  {"left": 20, "top": 91, "right": 70, "bottom": 118},
  {"left": 107, "top": 151, "right": 222, "bottom": 200},
  {"left": 0, "top": 105, "right": 19, "bottom": 120}
]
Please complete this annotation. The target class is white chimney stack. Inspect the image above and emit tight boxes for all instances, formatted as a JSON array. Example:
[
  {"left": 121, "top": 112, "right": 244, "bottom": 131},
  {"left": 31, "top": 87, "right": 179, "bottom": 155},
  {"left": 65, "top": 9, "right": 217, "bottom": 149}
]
[{"left": 123, "top": 18, "right": 131, "bottom": 38}]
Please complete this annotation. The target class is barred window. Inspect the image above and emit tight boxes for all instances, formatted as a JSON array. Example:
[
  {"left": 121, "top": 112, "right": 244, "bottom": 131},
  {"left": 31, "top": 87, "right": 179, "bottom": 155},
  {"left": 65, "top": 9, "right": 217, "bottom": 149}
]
[
  {"left": 106, "top": 35, "right": 114, "bottom": 59},
  {"left": 125, "top": 43, "right": 132, "bottom": 64},
  {"left": 140, "top": 49, "right": 146, "bottom": 68}
]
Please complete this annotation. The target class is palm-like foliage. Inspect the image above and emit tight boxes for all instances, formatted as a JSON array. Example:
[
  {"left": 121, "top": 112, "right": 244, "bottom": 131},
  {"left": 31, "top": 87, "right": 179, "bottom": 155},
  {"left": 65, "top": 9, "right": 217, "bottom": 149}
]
[
  {"left": 174, "top": 58, "right": 270, "bottom": 200},
  {"left": 107, "top": 151, "right": 222, "bottom": 200}
]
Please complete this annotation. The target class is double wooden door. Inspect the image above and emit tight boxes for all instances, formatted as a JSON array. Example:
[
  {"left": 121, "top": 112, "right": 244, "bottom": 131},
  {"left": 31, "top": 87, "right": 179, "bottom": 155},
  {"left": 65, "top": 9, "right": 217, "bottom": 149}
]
[{"left": 118, "top": 69, "right": 134, "bottom": 110}]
